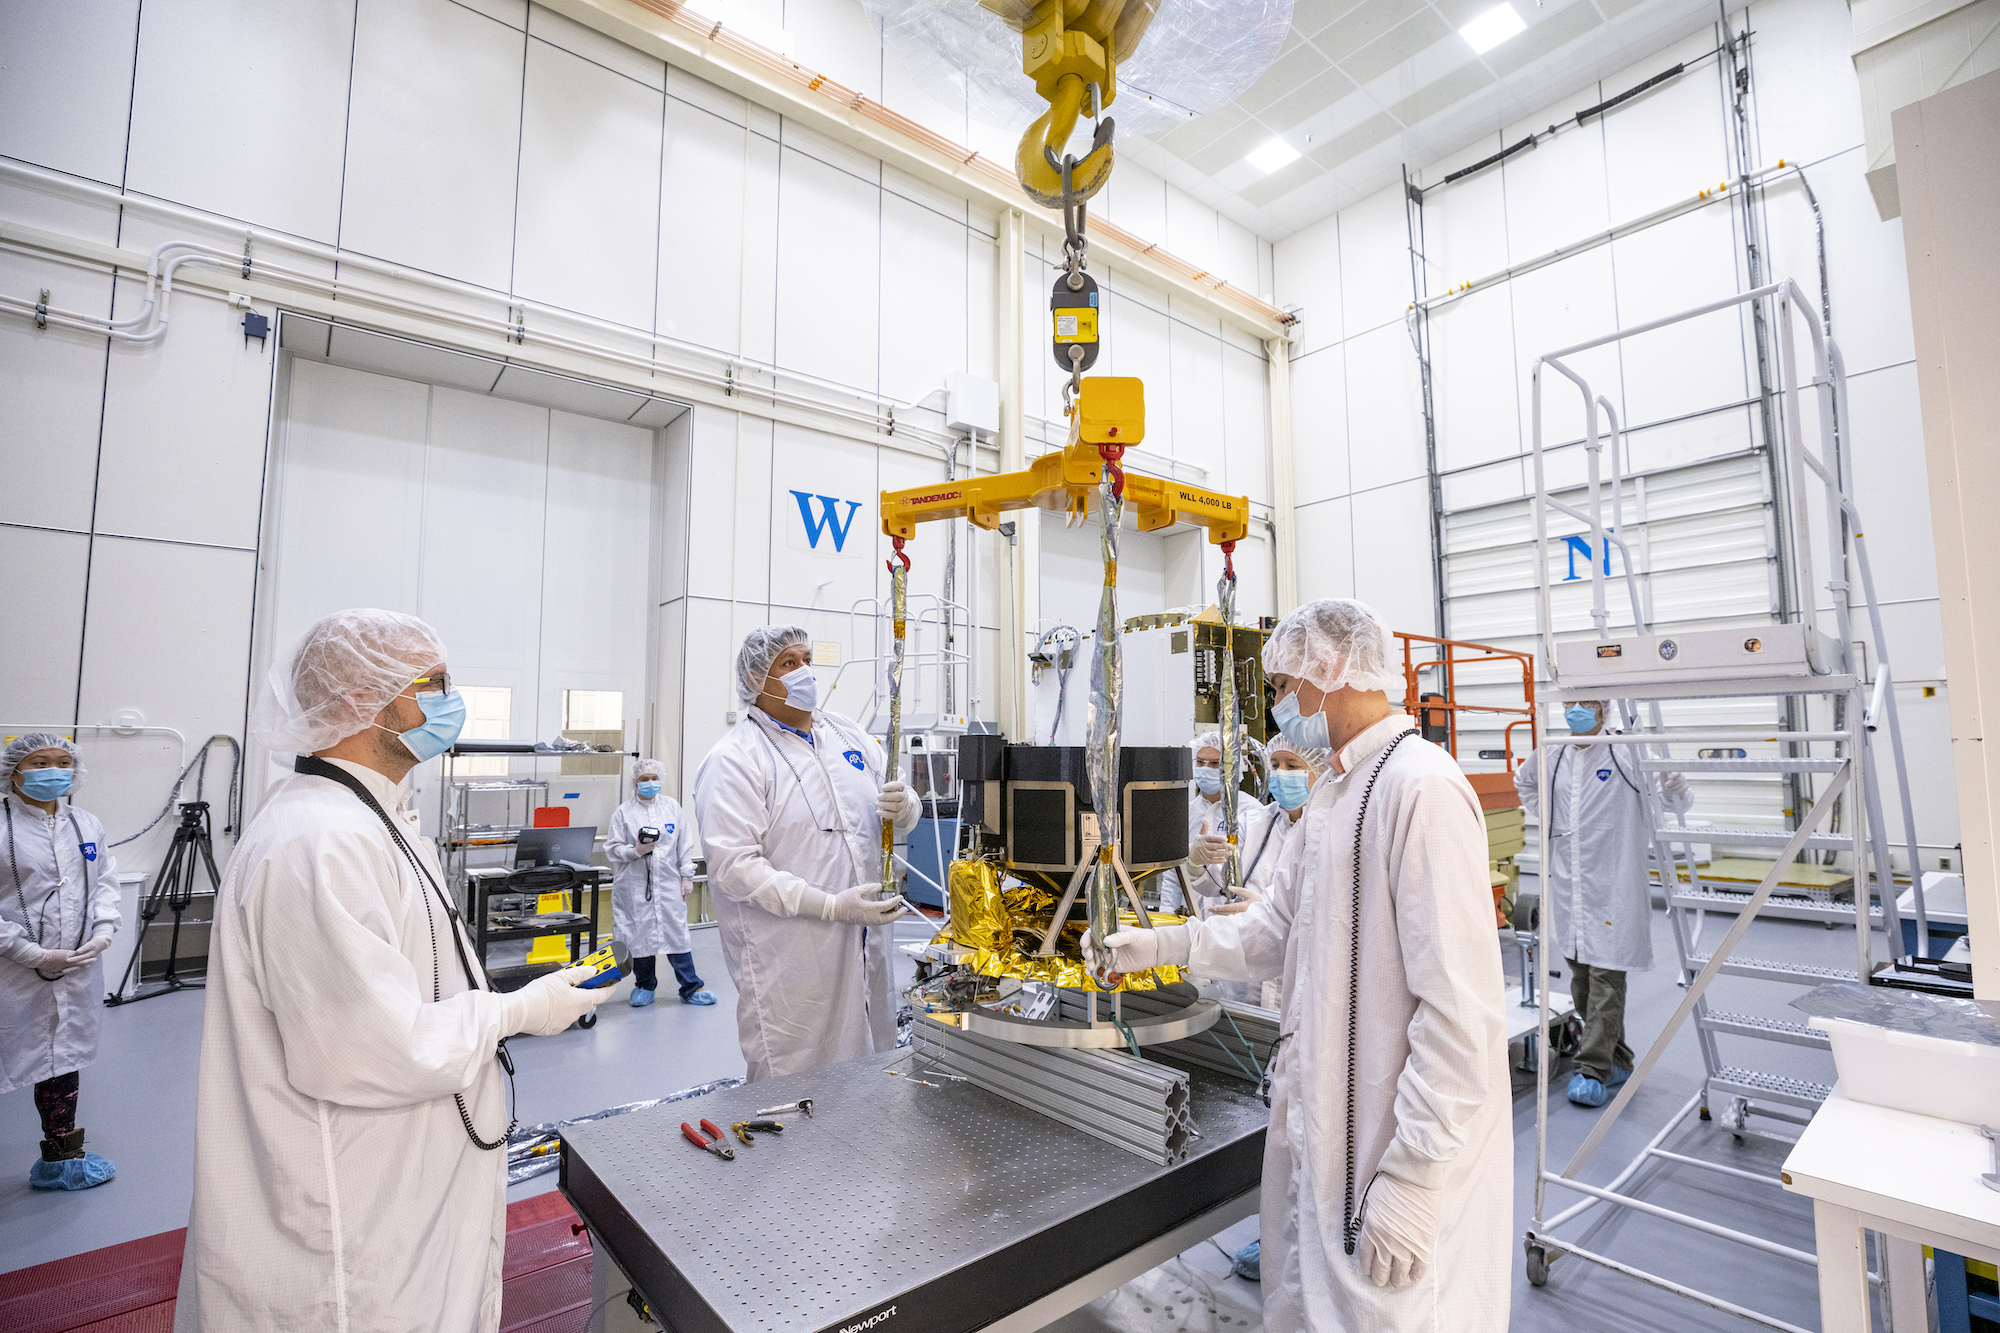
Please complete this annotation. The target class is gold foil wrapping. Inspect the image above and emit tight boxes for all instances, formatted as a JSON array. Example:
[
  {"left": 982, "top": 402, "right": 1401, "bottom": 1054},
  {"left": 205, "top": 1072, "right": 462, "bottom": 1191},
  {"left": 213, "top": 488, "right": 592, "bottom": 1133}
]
[{"left": 937, "top": 859, "right": 1184, "bottom": 992}]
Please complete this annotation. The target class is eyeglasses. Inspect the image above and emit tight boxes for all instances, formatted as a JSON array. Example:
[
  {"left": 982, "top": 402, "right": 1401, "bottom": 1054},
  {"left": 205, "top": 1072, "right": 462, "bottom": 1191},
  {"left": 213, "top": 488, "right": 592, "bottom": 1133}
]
[{"left": 410, "top": 671, "right": 452, "bottom": 696}]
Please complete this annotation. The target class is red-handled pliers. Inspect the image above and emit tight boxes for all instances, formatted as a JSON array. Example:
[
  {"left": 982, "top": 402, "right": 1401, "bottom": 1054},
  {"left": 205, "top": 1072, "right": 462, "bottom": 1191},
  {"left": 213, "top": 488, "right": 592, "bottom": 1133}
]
[{"left": 681, "top": 1119, "right": 735, "bottom": 1161}]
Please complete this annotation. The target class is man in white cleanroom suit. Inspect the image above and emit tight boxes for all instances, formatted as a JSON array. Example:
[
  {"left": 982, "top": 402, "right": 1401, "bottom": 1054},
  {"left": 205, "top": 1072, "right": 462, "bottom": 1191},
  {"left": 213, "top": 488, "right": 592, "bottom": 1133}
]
[
  {"left": 1093, "top": 599, "right": 1511, "bottom": 1333},
  {"left": 605, "top": 757, "right": 711, "bottom": 1007},
  {"left": 1514, "top": 698, "right": 1690, "bottom": 1107},
  {"left": 1, "top": 733, "right": 122, "bottom": 1190},
  {"left": 176, "top": 610, "right": 607, "bottom": 1333},
  {"left": 692, "top": 626, "right": 920, "bottom": 1082}
]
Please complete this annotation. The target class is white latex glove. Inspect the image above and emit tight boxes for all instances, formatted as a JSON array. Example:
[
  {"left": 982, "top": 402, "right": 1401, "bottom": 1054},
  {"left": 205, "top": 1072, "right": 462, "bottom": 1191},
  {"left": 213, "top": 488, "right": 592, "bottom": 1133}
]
[
  {"left": 1209, "top": 885, "right": 1264, "bottom": 917},
  {"left": 60, "top": 936, "right": 113, "bottom": 973},
  {"left": 1083, "top": 924, "right": 1193, "bottom": 975},
  {"left": 1357, "top": 1174, "right": 1443, "bottom": 1290},
  {"left": 1661, "top": 772, "right": 1690, "bottom": 800},
  {"left": 635, "top": 840, "right": 656, "bottom": 856},
  {"left": 822, "top": 883, "right": 908, "bottom": 926},
  {"left": 16, "top": 944, "right": 70, "bottom": 974},
  {"left": 1187, "top": 832, "right": 1232, "bottom": 868},
  {"left": 505, "top": 966, "right": 610, "bottom": 1036},
  {"left": 876, "top": 780, "right": 920, "bottom": 827},
  {"left": 680, "top": 878, "right": 695, "bottom": 898}
]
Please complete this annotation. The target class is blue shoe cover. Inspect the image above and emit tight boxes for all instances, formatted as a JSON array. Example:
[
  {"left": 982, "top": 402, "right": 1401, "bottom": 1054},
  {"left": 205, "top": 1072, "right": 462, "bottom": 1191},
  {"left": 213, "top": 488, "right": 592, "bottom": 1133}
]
[
  {"left": 1567, "top": 1073, "right": 1608, "bottom": 1107},
  {"left": 1607, "top": 1066, "right": 1632, "bottom": 1090},
  {"left": 30, "top": 1152, "right": 115, "bottom": 1190},
  {"left": 1232, "top": 1240, "right": 1260, "bottom": 1282},
  {"left": 683, "top": 990, "right": 717, "bottom": 1006},
  {"left": 629, "top": 988, "right": 656, "bottom": 1008}
]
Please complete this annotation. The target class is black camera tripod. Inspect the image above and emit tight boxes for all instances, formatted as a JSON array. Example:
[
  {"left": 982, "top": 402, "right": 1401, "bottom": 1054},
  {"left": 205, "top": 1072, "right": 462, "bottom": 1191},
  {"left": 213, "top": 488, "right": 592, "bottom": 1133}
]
[{"left": 108, "top": 801, "right": 220, "bottom": 1005}]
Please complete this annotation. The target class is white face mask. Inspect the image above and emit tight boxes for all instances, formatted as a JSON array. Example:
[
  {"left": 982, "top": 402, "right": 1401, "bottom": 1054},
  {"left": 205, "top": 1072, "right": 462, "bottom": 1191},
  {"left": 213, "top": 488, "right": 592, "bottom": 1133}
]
[{"left": 775, "top": 664, "right": 818, "bottom": 713}]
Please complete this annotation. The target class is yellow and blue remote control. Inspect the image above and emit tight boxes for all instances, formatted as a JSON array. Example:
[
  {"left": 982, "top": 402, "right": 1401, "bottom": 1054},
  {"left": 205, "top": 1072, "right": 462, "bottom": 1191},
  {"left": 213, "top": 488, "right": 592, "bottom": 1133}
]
[{"left": 575, "top": 938, "right": 632, "bottom": 990}]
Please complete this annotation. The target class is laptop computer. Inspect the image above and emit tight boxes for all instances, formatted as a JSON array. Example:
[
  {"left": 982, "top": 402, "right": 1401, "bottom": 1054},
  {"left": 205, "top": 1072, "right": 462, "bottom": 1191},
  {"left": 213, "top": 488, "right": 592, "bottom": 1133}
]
[{"left": 513, "top": 825, "right": 596, "bottom": 868}]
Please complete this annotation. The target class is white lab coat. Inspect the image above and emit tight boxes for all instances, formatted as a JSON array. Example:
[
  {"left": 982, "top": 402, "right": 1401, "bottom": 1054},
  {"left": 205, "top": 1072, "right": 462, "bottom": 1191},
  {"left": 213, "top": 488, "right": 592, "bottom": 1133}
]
[
  {"left": 1515, "top": 740, "right": 1691, "bottom": 971},
  {"left": 1159, "top": 788, "right": 1268, "bottom": 913},
  {"left": 1237, "top": 798, "right": 1305, "bottom": 898},
  {"left": 604, "top": 794, "right": 700, "bottom": 958},
  {"left": 0, "top": 794, "right": 122, "bottom": 1096},
  {"left": 691, "top": 709, "right": 916, "bottom": 1083},
  {"left": 1183, "top": 716, "right": 1511, "bottom": 1333},
  {"left": 177, "top": 759, "right": 516, "bottom": 1333}
]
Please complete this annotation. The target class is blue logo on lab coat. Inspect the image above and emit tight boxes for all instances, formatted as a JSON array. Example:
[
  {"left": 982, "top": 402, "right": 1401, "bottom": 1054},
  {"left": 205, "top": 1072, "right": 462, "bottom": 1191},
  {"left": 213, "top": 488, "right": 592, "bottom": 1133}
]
[
  {"left": 843, "top": 750, "right": 866, "bottom": 771},
  {"left": 79, "top": 841, "right": 97, "bottom": 861},
  {"left": 1596, "top": 769, "right": 1612, "bottom": 782},
  {"left": 663, "top": 823, "right": 675, "bottom": 837}
]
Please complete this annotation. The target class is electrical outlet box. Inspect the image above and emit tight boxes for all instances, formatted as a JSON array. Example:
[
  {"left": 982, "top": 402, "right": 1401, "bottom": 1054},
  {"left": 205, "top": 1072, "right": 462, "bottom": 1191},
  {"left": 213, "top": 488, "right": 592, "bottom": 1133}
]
[{"left": 945, "top": 372, "right": 999, "bottom": 436}]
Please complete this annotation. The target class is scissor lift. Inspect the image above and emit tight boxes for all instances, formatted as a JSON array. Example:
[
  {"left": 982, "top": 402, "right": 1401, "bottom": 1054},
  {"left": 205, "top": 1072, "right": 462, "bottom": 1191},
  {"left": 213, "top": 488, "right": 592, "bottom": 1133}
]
[{"left": 1520, "top": 279, "right": 1929, "bottom": 1330}]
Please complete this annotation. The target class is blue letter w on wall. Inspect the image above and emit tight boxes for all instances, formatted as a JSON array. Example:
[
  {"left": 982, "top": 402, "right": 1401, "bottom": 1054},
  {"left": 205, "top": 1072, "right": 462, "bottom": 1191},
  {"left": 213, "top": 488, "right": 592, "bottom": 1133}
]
[{"left": 791, "top": 492, "right": 864, "bottom": 552}]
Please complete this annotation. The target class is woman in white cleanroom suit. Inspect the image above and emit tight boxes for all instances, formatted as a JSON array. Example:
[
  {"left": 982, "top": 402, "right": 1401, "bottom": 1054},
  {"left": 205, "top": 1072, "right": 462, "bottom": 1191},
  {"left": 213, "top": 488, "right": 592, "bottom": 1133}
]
[
  {"left": 176, "top": 609, "right": 605, "bottom": 1333},
  {"left": 1, "top": 733, "right": 121, "bottom": 1190},
  {"left": 605, "top": 758, "right": 712, "bottom": 1007},
  {"left": 692, "top": 626, "right": 919, "bottom": 1082},
  {"left": 1094, "top": 599, "right": 1511, "bottom": 1333}
]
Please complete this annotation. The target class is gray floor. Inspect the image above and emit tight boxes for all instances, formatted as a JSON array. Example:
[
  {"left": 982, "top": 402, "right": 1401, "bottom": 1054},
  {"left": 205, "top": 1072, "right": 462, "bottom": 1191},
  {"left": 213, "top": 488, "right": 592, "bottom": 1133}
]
[{"left": 0, "top": 905, "right": 1871, "bottom": 1333}]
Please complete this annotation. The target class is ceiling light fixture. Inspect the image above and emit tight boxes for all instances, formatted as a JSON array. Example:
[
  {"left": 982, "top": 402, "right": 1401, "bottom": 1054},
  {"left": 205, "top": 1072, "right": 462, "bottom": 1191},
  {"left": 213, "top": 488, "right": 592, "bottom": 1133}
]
[
  {"left": 1246, "top": 138, "right": 1302, "bottom": 174},
  {"left": 1460, "top": 3, "right": 1527, "bottom": 54}
]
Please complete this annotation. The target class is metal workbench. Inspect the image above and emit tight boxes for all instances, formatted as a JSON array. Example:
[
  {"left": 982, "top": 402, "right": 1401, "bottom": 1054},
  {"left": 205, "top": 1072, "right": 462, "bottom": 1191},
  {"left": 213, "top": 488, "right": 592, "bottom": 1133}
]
[{"left": 560, "top": 1050, "right": 1268, "bottom": 1333}]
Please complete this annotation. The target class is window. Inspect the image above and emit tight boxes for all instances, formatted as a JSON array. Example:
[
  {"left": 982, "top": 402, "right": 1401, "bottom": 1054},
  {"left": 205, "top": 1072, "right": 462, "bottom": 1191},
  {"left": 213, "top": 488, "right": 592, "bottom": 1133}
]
[
  {"left": 563, "top": 690, "right": 624, "bottom": 732},
  {"left": 457, "top": 685, "right": 514, "bottom": 776}
]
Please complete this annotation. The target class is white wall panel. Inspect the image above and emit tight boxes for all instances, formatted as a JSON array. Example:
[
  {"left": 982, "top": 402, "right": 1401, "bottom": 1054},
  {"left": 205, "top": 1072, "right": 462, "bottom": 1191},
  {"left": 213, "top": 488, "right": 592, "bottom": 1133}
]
[
  {"left": 1343, "top": 323, "right": 1427, "bottom": 493},
  {"left": 1608, "top": 206, "right": 1749, "bottom": 428},
  {"left": 1416, "top": 135, "right": 1510, "bottom": 287},
  {"left": 1288, "top": 346, "right": 1348, "bottom": 505},
  {"left": 683, "top": 409, "right": 757, "bottom": 601},
  {"left": 515, "top": 37, "right": 664, "bottom": 331},
  {"left": 0, "top": 525, "right": 89, "bottom": 721},
  {"left": 1221, "top": 343, "right": 1271, "bottom": 505},
  {"left": 1843, "top": 362, "right": 1938, "bottom": 605},
  {"left": 268, "top": 360, "right": 428, "bottom": 647},
  {"left": 1337, "top": 184, "right": 1410, "bottom": 337},
  {"left": 737, "top": 131, "right": 782, "bottom": 364},
  {"left": 967, "top": 225, "right": 997, "bottom": 381},
  {"left": 1501, "top": 84, "right": 1614, "bottom": 261},
  {"left": 1762, "top": 146, "right": 1915, "bottom": 375},
  {"left": 125, "top": 0, "right": 354, "bottom": 242},
  {"left": 1271, "top": 212, "right": 1342, "bottom": 355},
  {"left": 0, "top": 0, "right": 139, "bottom": 184},
  {"left": 1600, "top": 38, "right": 1732, "bottom": 220},
  {"left": 528, "top": 2, "right": 663, "bottom": 88},
  {"left": 419, "top": 389, "right": 550, "bottom": 719},
  {"left": 667, "top": 63, "right": 747, "bottom": 127},
  {"left": 1218, "top": 214, "right": 1262, "bottom": 295},
  {"left": 1103, "top": 161, "right": 1168, "bottom": 254},
  {"left": 880, "top": 193, "right": 967, "bottom": 405},
  {"left": 678, "top": 597, "right": 739, "bottom": 785},
  {"left": 1509, "top": 249, "right": 1622, "bottom": 451},
  {"left": 652, "top": 595, "right": 688, "bottom": 786},
  {"left": 782, "top": 0, "right": 882, "bottom": 101},
  {"left": 774, "top": 147, "right": 879, "bottom": 392},
  {"left": 1165, "top": 185, "right": 1220, "bottom": 276},
  {"left": 95, "top": 278, "right": 273, "bottom": 549},
  {"left": 540, "top": 410, "right": 655, "bottom": 731},
  {"left": 769, "top": 423, "right": 881, "bottom": 616},
  {"left": 0, "top": 255, "right": 111, "bottom": 533},
  {"left": 659, "top": 97, "right": 752, "bottom": 354},
  {"left": 1350, "top": 477, "right": 1434, "bottom": 629},
  {"left": 1741, "top": 0, "right": 1869, "bottom": 168},
  {"left": 1102, "top": 286, "right": 1173, "bottom": 457},
  {"left": 1294, "top": 496, "right": 1355, "bottom": 603},
  {"left": 1428, "top": 284, "right": 1518, "bottom": 472},
  {"left": 1169, "top": 326, "right": 1225, "bottom": 476},
  {"left": 340, "top": 0, "right": 523, "bottom": 289}
]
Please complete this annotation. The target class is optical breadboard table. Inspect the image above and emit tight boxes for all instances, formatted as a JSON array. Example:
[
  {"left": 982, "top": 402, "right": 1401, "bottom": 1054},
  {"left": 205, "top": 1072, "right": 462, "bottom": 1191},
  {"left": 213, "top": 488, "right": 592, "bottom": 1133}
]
[{"left": 560, "top": 1051, "right": 1268, "bottom": 1333}]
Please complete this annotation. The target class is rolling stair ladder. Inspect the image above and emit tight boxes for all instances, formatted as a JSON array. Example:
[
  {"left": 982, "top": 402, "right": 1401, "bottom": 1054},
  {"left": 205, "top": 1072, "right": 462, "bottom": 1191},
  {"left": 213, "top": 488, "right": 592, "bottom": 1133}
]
[{"left": 1520, "top": 279, "right": 1931, "bottom": 1332}]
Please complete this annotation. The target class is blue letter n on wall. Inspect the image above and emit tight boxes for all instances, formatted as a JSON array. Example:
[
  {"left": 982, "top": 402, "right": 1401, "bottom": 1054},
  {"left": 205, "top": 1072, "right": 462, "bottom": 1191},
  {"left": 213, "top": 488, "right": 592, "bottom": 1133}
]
[
  {"left": 792, "top": 492, "right": 863, "bottom": 552},
  {"left": 1562, "top": 534, "right": 1613, "bottom": 582}
]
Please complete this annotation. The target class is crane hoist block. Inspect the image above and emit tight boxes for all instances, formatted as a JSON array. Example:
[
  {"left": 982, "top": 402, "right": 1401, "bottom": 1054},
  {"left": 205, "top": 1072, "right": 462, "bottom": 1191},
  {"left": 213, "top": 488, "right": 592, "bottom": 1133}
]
[{"left": 1077, "top": 375, "right": 1143, "bottom": 444}]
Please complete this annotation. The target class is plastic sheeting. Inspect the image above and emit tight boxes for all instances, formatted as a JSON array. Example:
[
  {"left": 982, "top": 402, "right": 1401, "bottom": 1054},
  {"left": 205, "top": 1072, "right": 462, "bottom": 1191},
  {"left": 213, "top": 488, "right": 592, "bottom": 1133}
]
[
  {"left": 863, "top": 0, "right": 1294, "bottom": 141},
  {"left": 1791, "top": 981, "right": 2000, "bottom": 1046}
]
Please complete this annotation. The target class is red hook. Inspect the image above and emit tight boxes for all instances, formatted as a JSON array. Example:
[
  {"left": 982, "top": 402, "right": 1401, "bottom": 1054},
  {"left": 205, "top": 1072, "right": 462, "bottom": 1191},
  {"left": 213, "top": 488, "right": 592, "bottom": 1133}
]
[
  {"left": 1096, "top": 444, "right": 1126, "bottom": 501},
  {"left": 1220, "top": 539, "right": 1237, "bottom": 580},
  {"left": 887, "top": 534, "right": 910, "bottom": 574}
]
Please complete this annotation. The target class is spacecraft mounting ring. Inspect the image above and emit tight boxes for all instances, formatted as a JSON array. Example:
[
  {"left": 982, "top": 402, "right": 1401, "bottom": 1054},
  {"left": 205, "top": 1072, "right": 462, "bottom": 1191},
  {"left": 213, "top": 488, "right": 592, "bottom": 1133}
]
[{"left": 952, "top": 996, "right": 1220, "bottom": 1049}]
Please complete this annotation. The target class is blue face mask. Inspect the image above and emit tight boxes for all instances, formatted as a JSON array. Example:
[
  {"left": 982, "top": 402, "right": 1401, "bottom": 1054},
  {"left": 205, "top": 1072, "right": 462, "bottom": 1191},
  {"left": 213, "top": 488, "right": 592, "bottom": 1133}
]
[
  {"left": 636, "top": 780, "right": 662, "bottom": 799},
  {"left": 1272, "top": 690, "right": 1331, "bottom": 750},
  {"left": 1566, "top": 705, "right": 1600, "bottom": 734},
  {"left": 1269, "top": 769, "right": 1312, "bottom": 809},
  {"left": 380, "top": 689, "right": 467, "bottom": 763},
  {"left": 18, "top": 768, "right": 74, "bottom": 800},
  {"left": 1193, "top": 767, "right": 1223, "bottom": 796}
]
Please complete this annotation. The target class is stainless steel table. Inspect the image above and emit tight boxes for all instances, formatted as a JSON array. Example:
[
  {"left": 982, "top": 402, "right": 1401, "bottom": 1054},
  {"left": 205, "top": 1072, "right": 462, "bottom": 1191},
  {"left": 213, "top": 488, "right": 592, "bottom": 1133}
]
[{"left": 560, "top": 1051, "right": 1268, "bottom": 1333}]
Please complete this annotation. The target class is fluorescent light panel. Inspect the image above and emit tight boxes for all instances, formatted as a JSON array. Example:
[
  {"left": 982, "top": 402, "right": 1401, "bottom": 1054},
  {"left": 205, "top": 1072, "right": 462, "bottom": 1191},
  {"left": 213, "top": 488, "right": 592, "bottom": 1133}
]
[
  {"left": 1246, "top": 138, "right": 1303, "bottom": 174},
  {"left": 1460, "top": 3, "right": 1527, "bottom": 54}
]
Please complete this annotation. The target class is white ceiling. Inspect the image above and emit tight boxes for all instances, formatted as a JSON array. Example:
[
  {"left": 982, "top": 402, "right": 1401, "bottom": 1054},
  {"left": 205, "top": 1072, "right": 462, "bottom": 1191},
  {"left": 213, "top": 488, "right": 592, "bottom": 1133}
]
[{"left": 1122, "top": 0, "right": 1744, "bottom": 240}]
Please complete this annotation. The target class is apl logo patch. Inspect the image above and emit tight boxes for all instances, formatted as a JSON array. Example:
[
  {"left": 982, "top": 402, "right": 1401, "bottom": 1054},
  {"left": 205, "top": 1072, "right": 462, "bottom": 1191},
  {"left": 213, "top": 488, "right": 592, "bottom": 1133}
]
[
  {"left": 843, "top": 749, "right": 866, "bottom": 771},
  {"left": 1596, "top": 770, "right": 1612, "bottom": 782},
  {"left": 79, "top": 841, "right": 98, "bottom": 862}
]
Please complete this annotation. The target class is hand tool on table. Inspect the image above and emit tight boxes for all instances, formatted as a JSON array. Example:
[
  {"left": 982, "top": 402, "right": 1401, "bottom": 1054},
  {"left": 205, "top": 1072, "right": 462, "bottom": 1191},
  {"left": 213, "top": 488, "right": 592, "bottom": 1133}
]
[
  {"left": 682, "top": 1119, "right": 735, "bottom": 1161},
  {"left": 731, "top": 1118, "right": 786, "bottom": 1145},
  {"left": 756, "top": 1099, "right": 813, "bottom": 1118}
]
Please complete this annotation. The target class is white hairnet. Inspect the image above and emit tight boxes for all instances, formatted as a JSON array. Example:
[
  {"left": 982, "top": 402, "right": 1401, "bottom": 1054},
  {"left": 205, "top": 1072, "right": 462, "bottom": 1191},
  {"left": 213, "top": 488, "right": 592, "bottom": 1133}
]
[
  {"left": 1267, "top": 732, "right": 1331, "bottom": 775},
  {"left": 1191, "top": 729, "right": 1223, "bottom": 757},
  {"left": 634, "top": 756, "right": 665, "bottom": 780},
  {"left": 254, "top": 609, "right": 447, "bottom": 755},
  {"left": 3, "top": 732, "right": 86, "bottom": 788},
  {"left": 735, "top": 625, "right": 809, "bottom": 708},
  {"left": 1261, "top": 598, "right": 1403, "bottom": 696}
]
